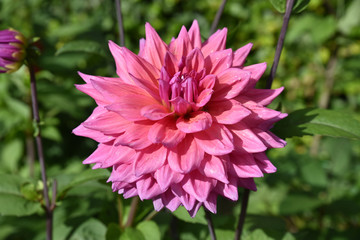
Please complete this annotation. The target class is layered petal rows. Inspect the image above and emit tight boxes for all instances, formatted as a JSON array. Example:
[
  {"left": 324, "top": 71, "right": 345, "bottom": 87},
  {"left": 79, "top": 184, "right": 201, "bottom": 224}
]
[{"left": 74, "top": 20, "right": 287, "bottom": 216}]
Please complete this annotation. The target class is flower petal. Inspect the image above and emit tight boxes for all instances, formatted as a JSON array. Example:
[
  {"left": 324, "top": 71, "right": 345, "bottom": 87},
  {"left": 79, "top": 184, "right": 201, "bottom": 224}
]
[
  {"left": 83, "top": 143, "right": 112, "bottom": 165},
  {"left": 204, "top": 193, "right": 217, "bottom": 214},
  {"left": 232, "top": 43, "right": 253, "bottom": 67},
  {"left": 141, "top": 104, "right": 173, "bottom": 121},
  {"left": 176, "top": 111, "right": 212, "bottom": 133},
  {"left": 142, "top": 22, "right": 168, "bottom": 70},
  {"left": 207, "top": 99, "right": 251, "bottom": 125},
  {"left": 102, "top": 143, "right": 136, "bottom": 168},
  {"left": 154, "top": 164, "right": 184, "bottom": 191},
  {"left": 185, "top": 48, "right": 205, "bottom": 73},
  {"left": 115, "top": 121, "right": 153, "bottom": 150},
  {"left": 182, "top": 171, "right": 214, "bottom": 202},
  {"left": 229, "top": 122, "right": 267, "bottom": 153},
  {"left": 211, "top": 68, "right": 251, "bottom": 101},
  {"left": 244, "top": 87, "right": 284, "bottom": 106},
  {"left": 148, "top": 116, "right": 186, "bottom": 148},
  {"left": 196, "top": 89, "right": 214, "bottom": 108},
  {"left": 199, "top": 154, "right": 229, "bottom": 184},
  {"left": 229, "top": 151, "right": 263, "bottom": 178},
  {"left": 188, "top": 20, "right": 202, "bottom": 49},
  {"left": 193, "top": 123, "right": 234, "bottom": 155},
  {"left": 254, "top": 152, "right": 277, "bottom": 174},
  {"left": 169, "top": 26, "right": 193, "bottom": 60},
  {"left": 82, "top": 111, "right": 130, "bottom": 135},
  {"left": 242, "top": 62, "right": 267, "bottom": 88},
  {"left": 253, "top": 129, "right": 287, "bottom": 148},
  {"left": 108, "top": 41, "right": 134, "bottom": 84},
  {"left": 168, "top": 135, "right": 204, "bottom": 173},
  {"left": 136, "top": 176, "right": 163, "bottom": 200},
  {"left": 134, "top": 144, "right": 168, "bottom": 177},
  {"left": 204, "top": 49, "right": 233, "bottom": 75},
  {"left": 214, "top": 177, "right": 238, "bottom": 201},
  {"left": 201, "top": 28, "right": 228, "bottom": 57}
]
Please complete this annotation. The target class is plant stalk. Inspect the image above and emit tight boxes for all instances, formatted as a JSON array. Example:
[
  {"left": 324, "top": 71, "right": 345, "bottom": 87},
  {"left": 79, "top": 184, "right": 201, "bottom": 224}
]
[
  {"left": 266, "top": 0, "right": 295, "bottom": 89},
  {"left": 205, "top": 209, "right": 217, "bottom": 240},
  {"left": 210, "top": 0, "right": 228, "bottom": 34},
  {"left": 234, "top": 189, "right": 250, "bottom": 240},
  {"left": 28, "top": 63, "right": 53, "bottom": 240},
  {"left": 115, "top": 0, "right": 125, "bottom": 46}
]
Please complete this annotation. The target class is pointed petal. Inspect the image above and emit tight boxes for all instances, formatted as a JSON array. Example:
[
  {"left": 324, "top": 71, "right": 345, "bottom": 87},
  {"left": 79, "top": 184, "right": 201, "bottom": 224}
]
[
  {"left": 134, "top": 144, "right": 167, "bottom": 177},
  {"left": 229, "top": 122, "right": 267, "bottom": 153},
  {"left": 154, "top": 164, "right": 184, "bottom": 191},
  {"left": 136, "top": 176, "right": 163, "bottom": 200},
  {"left": 201, "top": 28, "right": 227, "bottom": 57},
  {"left": 171, "top": 184, "right": 196, "bottom": 210},
  {"left": 101, "top": 144, "right": 136, "bottom": 168},
  {"left": 253, "top": 129, "right": 286, "bottom": 148},
  {"left": 182, "top": 171, "right": 214, "bottom": 202},
  {"left": 207, "top": 99, "right": 251, "bottom": 125},
  {"left": 162, "top": 190, "right": 182, "bottom": 212},
  {"left": 168, "top": 135, "right": 204, "bottom": 173},
  {"left": 188, "top": 20, "right": 202, "bottom": 49},
  {"left": 142, "top": 22, "right": 168, "bottom": 70},
  {"left": 73, "top": 124, "right": 113, "bottom": 143},
  {"left": 148, "top": 116, "right": 186, "bottom": 148},
  {"left": 108, "top": 41, "right": 134, "bottom": 84},
  {"left": 188, "top": 202, "right": 203, "bottom": 217},
  {"left": 196, "top": 89, "right": 214, "bottom": 108},
  {"left": 83, "top": 143, "right": 112, "bottom": 165},
  {"left": 199, "top": 154, "right": 229, "bottom": 183},
  {"left": 169, "top": 26, "right": 193, "bottom": 60},
  {"left": 204, "top": 49, "right": 233, "bottom": 75},
  {"left": 254, "top": 152, "right": 277, "bottom": 174},
  {"left": 169, "top": 96, "right": 192, "bottom": 115},
  {"left": 153, "top": 197, "right": 164, "bottom": 211},
  {"left": 185, "top": 48, "right": 205, "bottom": 73},
  {"left": 214, "top": 177, "right": 238, "bottom": 201},
  {"left": 238, "top": 178, "right": 257, "bottom": 191},
  {"left": 242, "top": 62, "right": 267, "bottom": 88},
  {"left": 115, "top": 121, "right": 153, "bottom": 150},
  {"left": 82, "top": 111, "right": 130, "bottom": 135},
  {"left": 232, "top": 43, "right": 253, "bottom": 67},
  {"left": 163, "top": 51, "right": 178, "bottom": 76},
  {"left": 108, "top": 163, "right": 139, "bottom": 183},
  {"left": 204, "top": 193, "right": 217, "bottom": 213},
  {"left": 229, "top": 151, "right": 263, "bottom": 178},
  {"left": 212, "top": 68, "right": 251, "bottom": 101},
  {"left": 244, "top": 87, "right": 284, "bottom": 106},
  {"left": 198, "top": 74, "right": 216, "bottom": 91},
  {"left": 140, "top": 104, "right": 173, "bottom": 121},
  {"left": 176, "top": 111, "right": 212, "bottom": 133},
  {"left": 106, "top": 94, "right": 158, "bottom": 121},
  {"left": 193, "top": 123, "right": 234, "bottom": 155}
]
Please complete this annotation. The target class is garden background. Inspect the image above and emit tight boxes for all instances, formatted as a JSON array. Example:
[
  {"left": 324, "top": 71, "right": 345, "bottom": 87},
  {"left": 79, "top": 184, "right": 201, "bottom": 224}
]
[{"left": 0, "top": 0, "right": 360, "bottom": 239}]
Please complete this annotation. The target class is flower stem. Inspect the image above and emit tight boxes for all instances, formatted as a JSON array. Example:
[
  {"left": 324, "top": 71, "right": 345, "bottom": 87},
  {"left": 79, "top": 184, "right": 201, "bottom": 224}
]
[
  {"left": 124, "top": 197, "right": 139, "bottom": 227},
  {"left": 117, "top": 196, "right": 124, "bottom": 228},
  {"left": 115, "top": 0, "right": 125, "bottom": 46},
  {"left": 210, "top": 0, "right": 228, "bottom": 35},
  {"left": 205, "top": 209, "right": 217, "bottom": 240},
  {"left": 234, "top": 189, "right": 250, "bottom": 240},
  {"left": 28, "top": 63, "right": 54, "bottom": 240},
  {"left": 266, "top": 0, "right": 295, "bottom": 89}
]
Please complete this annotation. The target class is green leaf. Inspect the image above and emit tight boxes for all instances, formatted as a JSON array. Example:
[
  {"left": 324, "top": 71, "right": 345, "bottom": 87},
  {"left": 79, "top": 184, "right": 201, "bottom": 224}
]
[
  {"left": 269, "top": 0, "right": 310, "bottom": 13},
  {"left": 300, "top": 160, "right": 328, "bottom": 187},
  {"left": 69, "top": 218, "right": 107, "bottom": 240},
  {"left": 244, "top": 229, "right": 275, "bottom": 240},
  {"left": 280, "top": 195, "right": 323, "bottom": 215},
  {"left": 120, "top": 228, "right": 146, "bottom": 240},
  {"left": 106, "top": 223, "right": 121, "bottom": 240},
  {"left": 172, "top": 206, "right": 207, "bottom": 225},
  {"left": 0, "top": 174, "right": 42, "bottom": 216},
  {"left": 1, "top": 139, "right": 23, "bottom": 172},
  {"left": 272, "top": 108, "right": 360, "bottom": 140},
  {"left": 58, "top": 168, "right": 109, "bottom": 196},
  {"left": 56, "top": 40, "right": 107, "bottom": 57},
  {"left": 136, "top": 221, "right": 161, "bottom": 240},
  {"left": 338, "top": 0, "right": 360, "bottom": 35}
]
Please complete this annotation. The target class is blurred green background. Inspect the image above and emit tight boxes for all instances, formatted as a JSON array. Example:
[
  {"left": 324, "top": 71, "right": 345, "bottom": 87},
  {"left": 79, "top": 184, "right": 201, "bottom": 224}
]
[{"left": 0, "top": 0, "right": 359, "bottom": 239}]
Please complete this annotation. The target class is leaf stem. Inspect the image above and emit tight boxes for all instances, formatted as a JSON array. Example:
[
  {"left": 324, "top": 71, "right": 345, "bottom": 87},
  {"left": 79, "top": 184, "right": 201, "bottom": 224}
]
[
  {"left": 115, "top": 0, "right": 125, "bottom": 46},
  {"left": 234, "top": 189, "right": 250, "bottom": 240},
  {"left": 266, "top": 0, "right": 295, "bottom": 89},
  {"left": 28, "top": 63, "right": 54, "bottom": 240},
  {"left": 205, "top": 209, "right": 217, "bottom": 240},
  {"left": 210, "top": 0, "right": 228, "bottom": 35}
]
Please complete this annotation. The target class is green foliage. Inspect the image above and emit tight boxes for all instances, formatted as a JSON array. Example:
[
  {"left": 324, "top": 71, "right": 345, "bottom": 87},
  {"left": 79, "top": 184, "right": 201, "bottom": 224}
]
[{"left": 0, "top": 0, "right": 359, "bottom": 239}]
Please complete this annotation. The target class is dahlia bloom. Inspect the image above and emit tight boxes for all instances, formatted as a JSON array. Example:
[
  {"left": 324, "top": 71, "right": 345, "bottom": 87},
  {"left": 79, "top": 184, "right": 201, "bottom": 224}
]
[
  {"left": 74, "top": 20, "right": 286, "bottom": 216},
  {"left": 0, "top": 28, "right": 27, "bottom": 73}
]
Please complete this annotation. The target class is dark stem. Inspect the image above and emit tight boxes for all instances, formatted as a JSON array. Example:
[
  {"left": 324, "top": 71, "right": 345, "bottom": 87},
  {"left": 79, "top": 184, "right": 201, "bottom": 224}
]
[
  {"left": 117, "top": 196, "right": 124, "bottom": 228},
  {"left": 124, "top": 197, "right": 139, "bottom": 227},
  {"left": 205, "top": 209, "right": 217, "bottom": 240},
  {"left": 115, "top": 0, "right": 125, "bottom": 46},
  {"left": 266, "top": 0, "right": 295, "bottom": 89},
  {"left": 234, "top": 189, "right": 250, "bottom": 240},
  {"left": 29, "top": 64, "right": 53, "bottom": 240},
  {"left": 210, "top": 0, "right": 228, "bottom": 34}
]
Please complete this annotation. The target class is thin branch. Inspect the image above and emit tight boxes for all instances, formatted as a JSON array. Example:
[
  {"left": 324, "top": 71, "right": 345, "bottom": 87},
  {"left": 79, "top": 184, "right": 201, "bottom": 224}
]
[
  {"left": 117, "top": 196, "right": 124, "bottom": 228},
  {"left": 144, "top": 210, "right": 159, "bottom": 221},
  {"left": 51, "top": 180, "right": 57, "bottom": 210},
  {"left": 234, "top": 189, "right": 250, "bottom": 240},
  {"left": 266, "top": 0, "right": 295, "bottom": 89},
  {"left": 124, "top": 197, "right": 139, "bottom": 227},
  {"left": 205, "top": 209, "right": 217, "bottom": 240},
  {"left": 210, "top": 0, "right": 228, "bottom": 35},
  {"left": 29, "top": 64, "right": 53, "bottom": 240},
  {"left": 115, "top": 0, "right": 125, "bottom": 46}
]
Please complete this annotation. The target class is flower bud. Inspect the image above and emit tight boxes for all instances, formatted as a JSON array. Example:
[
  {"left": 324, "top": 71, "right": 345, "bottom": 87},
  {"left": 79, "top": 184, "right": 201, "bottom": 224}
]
[{"left": 0, "top": 28, "right": 27, "bottom": 73}]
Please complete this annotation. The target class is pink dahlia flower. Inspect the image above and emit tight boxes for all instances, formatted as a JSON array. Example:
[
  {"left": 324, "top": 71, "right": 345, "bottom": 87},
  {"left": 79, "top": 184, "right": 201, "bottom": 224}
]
[
  {"left": 0, "top": 28, "right": 27, "bottom": 73},
  {"left": 74, "top": 20, "right": 286, "bottom": 216}
]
